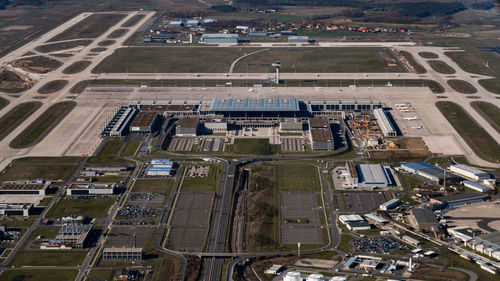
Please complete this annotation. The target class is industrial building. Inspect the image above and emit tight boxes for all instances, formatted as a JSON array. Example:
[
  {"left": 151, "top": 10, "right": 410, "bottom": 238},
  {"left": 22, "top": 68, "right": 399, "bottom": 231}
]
[
  {"left": 449, "top": 164, "right": 490, "bottom": 181},
  {"left": 0, "top": 203, "right": 33, "bottom": 216},
  {"left": 449, "top": 226, "right": 482, "bottom": 243},
  {"left": 101, "top": 107, "right": 137, "bottom": 138},
  {"left": 203, "top": 118, "right": 227, "bottom": 133},
  {"left": 462, "top": 180, "right": 493, "bottom": 193},
  {"left": 466, "top": 231, "right": 500, "bottom": 260},
  {"left": 176, "top": 118, "right": 199, "bottom": 136},
  {"left": 402, "top": 235, "right": 421, "bottom": 246},
  {"left": 67, "top": 183, "right": 116, "bottom": 196},
  {"left": 401, "top": 162, "right": 434, "bottom": 174},
  {"left": 409, "top": 208, "right": 438, "bottom": 231},
  {"left": 364, "top": 213, "right": 388, "bottom": 224},
  {"left": 146, "top": 159, "right": 173, "bottom": 176},
  {"left": 431, "top": 192, "right": 487, "bottom": 207},
  {"left": 288, "top": 35, "right": 309, "bottom": 43},
  {"left": 401, "top": 162, "right": 457, "bottom": 184},
  {"left": 308, "top": 118, "right": 334, "bottom": 151},
  {"left": 354, "top": 164, "right": 391, "bottom": 188},
  {"left": 373, "top": 108, "right": 397, "bottom": 137},
  {"left": 129, "top": 111, "right": 160, "bottom": 134},
  {"left": 339, "top": 214, "right": 371, "bottom": 231},
  {"left": 103, "top": 247, "right": 143, "bottom": 261},
  {"left": 379, "top": 198, "right": 400, "bottom": 211},
  {"left": 201, "top": 33, "right": 238, "bottom": 44},
  {"left": 55, "top": 223, "right": 92, "bottom": 248},
  {"left": 0, "top": 179, "right": 49, "bottom": 195}
]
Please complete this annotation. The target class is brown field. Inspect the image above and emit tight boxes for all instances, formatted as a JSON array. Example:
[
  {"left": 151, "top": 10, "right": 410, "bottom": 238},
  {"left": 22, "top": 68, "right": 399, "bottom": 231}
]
[{"left": 35, "top": 40, "right": 93, "bottom": 53}]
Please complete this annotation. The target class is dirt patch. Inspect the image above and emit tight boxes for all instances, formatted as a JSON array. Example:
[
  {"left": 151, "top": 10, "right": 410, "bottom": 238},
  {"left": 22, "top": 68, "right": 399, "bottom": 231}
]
[
  {"left": 90, "top": 47, "right": 107, "bottom": 52},
  {"left": 12, "top": 56, "right": 62, "bottom": 73},
  {"left": 418, "top": 52, "right": 439, "bottom": 59},
  {"left": 107, "top": 28, "right": 128, "bottom": 39},
  {"left": 97, "top": 40, "right": 116, "bottom": 47},
  {"left": 37, "top": 80, "right": 68, "bottom": 94},
  {"left": 183, "top": 255, "right": 202, "bottom": 281},
  {"left": 35, "top": 40, "right": 92, "bottom": 53},
  {"left": 0, "top": 69, "right": 32, "bottom": 93},
  {"left": 447, "top": 79, "right": 477, "bottom": 94},
  {"left": 62, "top": 60, "right": 91, "bottom": 74},
  {"left": 428, "top": 60, "right": 456, "bottom": 74}
]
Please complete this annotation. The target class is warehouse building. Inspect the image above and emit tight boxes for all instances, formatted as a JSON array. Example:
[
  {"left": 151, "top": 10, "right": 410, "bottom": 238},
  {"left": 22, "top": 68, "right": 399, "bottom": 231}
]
[
  {"left": 401, "top": 162, "right": 458, "bottom": 184},
  {"left": 466, "top": 231, "right": 500, "bottom": 260},
  {"left": 449, "top": 164, "right": 490, "bottom": 181},
  {"left": 401, "top": 162, "right": 434, "bottom": 174},
  {"left": 373, "top": 108, "right": 397, "bottom": 137},
  {"left": 288, "top": 35, "right": 309, "bottom": 43},
  {"left": 409, "top": 208, "right": 438, "bottom": 231},
  {"left": 201, "top": 33, "right": 238, "bottom": 44},
  {"left": 431, "top": 192, "right": 487, "bottom": 207},
  {"left": 129, "top": 111, "right": 160, "bottom": 134},
  {"left": 355, "top": 164, "right": 391, "bottom": 188},
  {"left": 346, "top": 161, "right": 359, "bottom": 187},
  {"left": 0, "top": 203, "right": 33, "bottom": 216},
  {"left": 379, "top": 198, "right": 400, "bottom": 211},
  {"left": 0, "top": 179, "right": 49, "bottom": 195},
  {"left": 176, "top": 118, "right": 200, "bottom": 136},
  {"left": 67, "top": 183, "right": 116, "bottom": 196},
  {"left": 103, "top": 247, "right": 143, "bottom": 261},
  {"left": 55, "top": 223, "right": 92, "bottom": 248},
  {"left": 449, "top": 226, "right": 482, "bottom": 243},
  {"left": 462, "top": 180, "right": 493, "bottom": 193},
  {"left": 402, "top": 235, "right": 421, "bottom": 246},
  {"left": 364, "top": 213, "right": 388, "bottom": 224},
  {"left": 146, "top": 159, "right": 173, "bottom": 176},
  {"left": 339, "top": 214, "right": 371, "bottom": 231}
]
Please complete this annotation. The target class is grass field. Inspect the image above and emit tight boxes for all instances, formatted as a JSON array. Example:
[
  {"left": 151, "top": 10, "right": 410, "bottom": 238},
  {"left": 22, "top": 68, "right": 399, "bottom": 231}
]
[
  {"left": 107, "top": 28, "right": 128, "bottom": 39},
  {"left": 0, "top": 96, "right": 9, "bottom": 110},
  {"left": 132, "top": 178, "right": 174, "bottom": 194},
  {"left": 276, "top": 164, "right": 320, "bottom": 191},
  {"left": 428, "top": 60, "right": 456, "bottom": 74},
  {"left": 10, "top": 251, "right": 87, "bottom": 266},
  {"left": 400, "top": 51, "right": 426, "bottom": 74},
  {"left": 0, "top": 269, "right": 78, "bottom": 281},
  {"left": 418, "top": 52, "right": 439, "bottom": 59},
  {"left": 436, "top": 101, "right": 500, "bottom": 163},
  {"left": 49, "top": 13, "right": 126, "bottom": 42},
  {"left": 227, "top": 139, "right": 279, "bottom": 155},
  {"left": 471, "top": 101, "right": 500, "bottom": 133},
  {"left": 447, "top": 79, "right": 477, "bottom": 94},
  {"left": 121, "top": 14, "right": 145, "bottom": 27},
  {"left": 62, "top": 60, "right": 91, "bottom": 74},
  {"left": 37, "top": 80, "right": 68, "bottom": 94},
  {"left": 0, "top": 157, "right": 80, "bottom": 181},
  {"left": 478, "top": 78, "right": 500, "bottom": 94},
  {"left": 182, "top": 164, "right": 220, "bottom": 192},
  {"left": 233, "top": 48, "right": 405, "bottom": 73},
  {"left": 10, "top": 101, "right": 76, "bottom": 148},
  {"left": 35, "top": 40, "right": 92, "bottom": 53},
  {"left": 47, "top": 196, "right": 116, "bottom": 218},
  {"left": 88, "top": 269, "right": 116, "bottom": 281},
  {"left": 446, "top": 50, "right": 499, "bottom": 77},
  {"left": 97, "top": 39, "right": 115, "bottom": 46},
  {"left": 0, "top": 102, "right": 41, "bottom": 141},
  {"left": 93, "top": 47, "right": 254, "bottom": 73},
  {"left": 121, "top": 141, "right": 141, "bottom": 157},
  {"left": 87, "top": 138, "right": 130, "bottom": 165}
]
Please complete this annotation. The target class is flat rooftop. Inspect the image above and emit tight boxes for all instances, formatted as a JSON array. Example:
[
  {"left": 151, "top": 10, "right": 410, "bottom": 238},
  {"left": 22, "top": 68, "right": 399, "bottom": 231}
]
[
  {"left": 412, "top": 208, "right": 438, "bottom": 225},
  {"left": 141, "top": 104, "right": 195, "bottom": 112},
  {"left": 310, "top": 128, "right": 332, "bottom": 142},
  {"left": 130, "top": 112, "right": 158, "bottom": 127},
  {"left": 210, "top": 97, "right": 299, "bottom": 112},
  {"left": 69, "top": 183, "right": 116, "bottom": 190},
  {"left": 309, "top": 117, "right": 329, "bottom": 128},
  {"left": 433, "top": 192, "right": 486, "bottom": 203},
  {"left": 177, "top": 118, "right": 199, "bottom": 128},
  {"left": 0, "top": 183, "right": 48, "bottom": 190},
  {"left": 357, "top": 164, "right": 389, "bottom": 184}
]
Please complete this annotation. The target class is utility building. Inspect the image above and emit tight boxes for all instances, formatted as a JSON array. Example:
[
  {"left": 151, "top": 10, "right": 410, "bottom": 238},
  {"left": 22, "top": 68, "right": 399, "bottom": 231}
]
[
  {"left": 201, "top": 34, "right": 238, "bottom": 44},
  {"left": 373, "top": 108, "right": 397, "bottom": 137}
]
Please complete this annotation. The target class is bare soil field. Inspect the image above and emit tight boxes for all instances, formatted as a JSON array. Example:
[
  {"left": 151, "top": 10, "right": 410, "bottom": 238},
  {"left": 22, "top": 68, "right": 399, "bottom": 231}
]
[
  {"left": 0, "top": 69, "right": 30, "bottom": 93},
  {"left": 35, "top": 40, "right": 93, "bottom": 53},
  {"left": 12, "top": 56, "right": 63, "bottom": 73}
]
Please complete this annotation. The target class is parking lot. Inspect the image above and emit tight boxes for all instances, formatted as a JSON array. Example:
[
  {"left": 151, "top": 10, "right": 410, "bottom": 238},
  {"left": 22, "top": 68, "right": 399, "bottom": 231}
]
[
  {"left": 351, "top": 237, "right": 409, "bottom": 254},
  {"left": 280, "top": 192, "right": 323, "bottom": 245},
  {"left": 202, "top": 138, "right": 223, "bottom": 152},
  {"left": 280, "top": 138, "right": 304, "bottom": 152},
  {"left": 167, "top": 192, "right": 214, "bottom": 251},
  {"left": 116, "top": 193, "right": 165, "bottom": 225},
  {"left": 337, "top": 192, "right": 387, "bottom": 212},
  {"left": 168, "top": 137, "right": 195, "bottom": 151},
  {"left": 186, "top": 165, "right": 210, "bottom": 178},
  {"left": 105, "top": 226, "right": 153, "bottom": 249}
]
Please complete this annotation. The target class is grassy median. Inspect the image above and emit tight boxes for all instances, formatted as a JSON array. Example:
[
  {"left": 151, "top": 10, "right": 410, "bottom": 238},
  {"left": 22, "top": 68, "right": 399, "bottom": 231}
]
[
  {"left": 0, "top": 102, "right": 41, "bottom": 141},
  {"left": 471, "top": 101, "right": 500, "bottom": 133}
]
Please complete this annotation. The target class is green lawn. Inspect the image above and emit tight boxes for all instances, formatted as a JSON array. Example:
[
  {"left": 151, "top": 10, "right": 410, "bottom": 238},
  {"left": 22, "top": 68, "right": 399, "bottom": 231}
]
[
  {"left": 93, "top": 47, "right": 254, "bottom": 73},
  {"left": 0, "top": 157, "right": 79, "bottom": 181},
  {"left": 436, "top": 101, "right": 500, "bottom": 163},
  {"left": 182, "top": 164, "right": 220, "bottom": 192},
  {"left": 471, "top": 101, "right": 500, "bottom": 133},
  {"left": 400, "top": 51, "right": 426, "bottom": 74},
  {"left": 234, "top": 47, "right": 405, "bottom": 73},
  {"left": 447, "top": 79, "right": 477, "bottom": 94},
  {"left": 88, "top": 269, "right": 116, "bottom": 281},
  {"left": 121, "top": 141, "right": 141, "bottom": 157},
  {"left": 0, "top": 269, "right": 78, "bottom": 281},
  {"left": 10, "top": 251, "right": 87, "bottom": 266},
  {"left": 428, "top": 60, "right": 456, "bottom": 74},
  {"left": 10, "top": 101, "right": 76, "bottom": 148},
  {"left": 478, "top": 78, "right": 500, "bottom": 94},
  {"left": 0, "top": 102, "right": 41, "bottom": 141},
  {"left": 227, "top": 138, "right": 280, "bottom": 155},
  {"left": 276, "top": 164, "right": 320, "bottom": 191},
  {"left": 87, "top": 138, "right": 130, "bottom": 165},
  {"left": 47, "top": 197, "right": 116, "bottom": 218},
  {"left": 132, "top": 178, "right": 174, "bottom": 194},
  {"left": 446, "top": 50, "right": 500, "bottom": 77}
]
